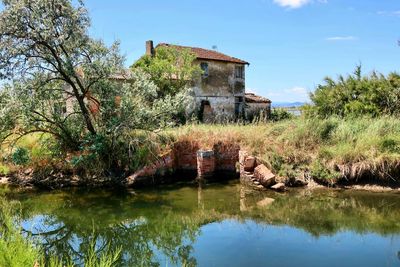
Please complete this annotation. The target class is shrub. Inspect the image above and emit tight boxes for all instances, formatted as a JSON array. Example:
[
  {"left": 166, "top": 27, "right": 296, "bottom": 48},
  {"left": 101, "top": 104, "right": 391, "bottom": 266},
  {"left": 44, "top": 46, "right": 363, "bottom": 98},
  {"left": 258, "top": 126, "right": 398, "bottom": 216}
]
[
  {"left": 310, "top": 160, "right": 340, "bottom": 182},
  {"left": 0, "top": 164, "right": 10, "bottom": 176},
  {"left": 269, "top": 108, "right": 294, "bottom": 122},
  {"left": 306, "top": 65, "right": 400, "bottom": 118},
  {"left": 11, "top": 147, "right": 30, "bottom": 166}
]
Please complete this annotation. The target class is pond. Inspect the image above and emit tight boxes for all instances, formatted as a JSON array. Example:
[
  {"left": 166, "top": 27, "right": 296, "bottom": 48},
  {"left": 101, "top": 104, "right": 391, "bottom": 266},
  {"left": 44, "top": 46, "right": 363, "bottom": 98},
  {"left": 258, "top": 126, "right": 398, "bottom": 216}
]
[{"left": 2, "top": 180, "right": 400, "bottom": 267}]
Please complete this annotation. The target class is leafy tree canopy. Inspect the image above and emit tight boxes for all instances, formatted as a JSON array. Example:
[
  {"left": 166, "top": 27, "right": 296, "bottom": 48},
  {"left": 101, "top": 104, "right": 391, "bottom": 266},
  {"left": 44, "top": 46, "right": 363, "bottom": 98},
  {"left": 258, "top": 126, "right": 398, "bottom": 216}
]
[
  {"left": 0, "top": 0, "right": 191, "bottom": 176},
  {"left": 132, "top": 46, "right": 201, "bottom": 97},
  {"left": 304, "top": 66, "right": 400, "bottom": 118}
]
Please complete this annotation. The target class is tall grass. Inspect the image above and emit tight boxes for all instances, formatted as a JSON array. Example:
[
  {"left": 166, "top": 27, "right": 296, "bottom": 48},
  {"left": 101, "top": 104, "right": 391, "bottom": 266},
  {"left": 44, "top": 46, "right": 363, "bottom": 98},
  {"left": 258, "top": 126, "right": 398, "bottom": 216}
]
[
  {"left": 171, "top": 117, "right": 400, "bottom": 183},
  {"left": 3, "top": 117, "right": 400, "bottom": 184}
]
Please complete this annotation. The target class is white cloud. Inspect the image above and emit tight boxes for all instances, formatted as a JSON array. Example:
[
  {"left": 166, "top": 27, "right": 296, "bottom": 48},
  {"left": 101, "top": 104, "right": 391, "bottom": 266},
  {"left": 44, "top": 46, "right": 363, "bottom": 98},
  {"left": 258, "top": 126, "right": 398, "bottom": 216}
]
[
  {"left": 246, "top": 88, "right": 259, "bottom": 94},
  {"left": 273, "top": 0, "right": 311, "bottom": 8},
  {"left": 325, "top": 36, "right": 357, "bottom": 41},
  {"left": 378, "top": 10, "right": 400, "bottom": 17},
  {"left": 272, "top": 0, "right": 326, "bottom": 9}
]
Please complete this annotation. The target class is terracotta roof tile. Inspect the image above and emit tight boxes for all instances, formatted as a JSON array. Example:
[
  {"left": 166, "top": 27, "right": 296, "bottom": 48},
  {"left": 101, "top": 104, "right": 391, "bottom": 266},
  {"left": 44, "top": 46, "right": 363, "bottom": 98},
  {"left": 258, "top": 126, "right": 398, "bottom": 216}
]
[
  {"left": 156, "top": 43, "right": 249, "bottom": 65},
  {"left": 245, "top": 93, "right": 271, "bottom": 103}
]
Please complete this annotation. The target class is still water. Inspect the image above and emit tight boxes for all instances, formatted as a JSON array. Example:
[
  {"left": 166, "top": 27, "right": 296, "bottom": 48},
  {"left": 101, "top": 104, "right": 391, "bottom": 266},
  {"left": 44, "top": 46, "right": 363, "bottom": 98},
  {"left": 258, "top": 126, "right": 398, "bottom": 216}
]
[{"left": 3, "top": 180, "right": 400, "bottom": 267}]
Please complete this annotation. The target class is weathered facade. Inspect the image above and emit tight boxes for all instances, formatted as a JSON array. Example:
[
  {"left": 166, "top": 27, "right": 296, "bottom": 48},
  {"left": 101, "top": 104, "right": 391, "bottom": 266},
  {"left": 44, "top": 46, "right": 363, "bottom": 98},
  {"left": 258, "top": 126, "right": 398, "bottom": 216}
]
[
  {"left": 64, "top": 41, "right": 272, "bottom": 122},
  {"left": 147, "top": 41, "right": 251, "bottom": 122},
  {"left": 245, "top": 93, "right": 272, "bottom": 120}
]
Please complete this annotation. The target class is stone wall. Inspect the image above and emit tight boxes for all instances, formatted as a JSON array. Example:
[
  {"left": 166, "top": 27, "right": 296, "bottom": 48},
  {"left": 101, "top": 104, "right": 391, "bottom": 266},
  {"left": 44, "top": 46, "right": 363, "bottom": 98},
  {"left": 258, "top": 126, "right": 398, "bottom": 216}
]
[
  {"left": 126, "top": 140, "right": 241, "bottom": 187},
  {"left": 213, "top": 141, "right": 240, "bottom": 172},
  {"left": 246, "top": 102, "right": 271, "bottom": 120},
  {"left": 191, "top": 60, "right": 246, "bottom": 122},
  {"left": 173, "top": 140, "right": 199, "bottom": 171},
  {"left": 197, "top": 150, "right": 215, "bottom": 178}
]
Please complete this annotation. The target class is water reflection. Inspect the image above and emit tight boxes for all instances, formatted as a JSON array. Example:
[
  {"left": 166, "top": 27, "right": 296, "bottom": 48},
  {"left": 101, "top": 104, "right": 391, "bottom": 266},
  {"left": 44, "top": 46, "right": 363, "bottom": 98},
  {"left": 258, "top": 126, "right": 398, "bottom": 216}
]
[{"left": 3, "top": 181, "right": 400, "bottom": 266}]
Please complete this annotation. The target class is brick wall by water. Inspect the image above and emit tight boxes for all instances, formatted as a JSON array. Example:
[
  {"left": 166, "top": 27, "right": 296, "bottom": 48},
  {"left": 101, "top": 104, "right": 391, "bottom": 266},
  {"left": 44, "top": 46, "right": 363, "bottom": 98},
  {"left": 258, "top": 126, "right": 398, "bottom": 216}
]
[
  {"left": 197, "top": 150, "right": 215, "bottom": 178},
  {"left": 213, "top": 141, "right": 240, "bottom": 172},
  {"left": 173, "top": 140, "right": 199, "bottom": 171},
  {"left": 127, "top": 140, "right": 241, "bottom": 186}
]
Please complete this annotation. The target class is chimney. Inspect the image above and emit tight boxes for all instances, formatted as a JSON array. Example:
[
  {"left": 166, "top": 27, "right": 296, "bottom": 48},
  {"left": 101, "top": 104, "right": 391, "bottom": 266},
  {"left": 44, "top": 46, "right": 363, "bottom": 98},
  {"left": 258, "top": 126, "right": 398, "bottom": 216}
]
[{"left": 146, "top": 40, "right": 154, "bottom": 56}]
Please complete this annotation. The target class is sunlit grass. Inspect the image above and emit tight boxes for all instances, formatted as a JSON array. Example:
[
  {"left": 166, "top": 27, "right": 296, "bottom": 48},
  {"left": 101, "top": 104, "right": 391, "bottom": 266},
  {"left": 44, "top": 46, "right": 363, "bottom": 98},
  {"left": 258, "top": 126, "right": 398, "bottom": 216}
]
[{"left": 170, "top": 116, "right": 400, "bottom": 182}]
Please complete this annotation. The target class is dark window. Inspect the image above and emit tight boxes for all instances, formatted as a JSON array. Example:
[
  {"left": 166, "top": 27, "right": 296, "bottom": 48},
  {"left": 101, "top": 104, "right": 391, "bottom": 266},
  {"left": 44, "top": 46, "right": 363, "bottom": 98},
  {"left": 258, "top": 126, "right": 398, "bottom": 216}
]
[
  {"left": 235, "top": 96, "right": 244, "bottom": 103},
  {"left": 235, "top": 65, "right": 244, "bottom": 79},
  {"left": 235, "top": 96, "right": 244, "bottom": 118},
  {"left": 200, "top": 62, "right": 209, "bottom": 77}
]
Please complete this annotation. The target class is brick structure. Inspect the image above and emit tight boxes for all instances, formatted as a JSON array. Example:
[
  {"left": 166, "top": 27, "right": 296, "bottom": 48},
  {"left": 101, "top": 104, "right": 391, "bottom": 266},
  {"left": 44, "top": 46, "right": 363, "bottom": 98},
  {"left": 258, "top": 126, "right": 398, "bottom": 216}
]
[
  {"left": 254, "top": 164, "right": 276, "bottom": 187},
  {"left": 197, "top": 150, "right": 216, "bottom": 179},
  {"left": 213, "top": 141, "right": 240, "bottom": 172},
  {"left": 173, "top": 140, "right": 199, "bottom": 171},
  {"left": 126, "top": 140, "right": 242, "bottom": 186}
]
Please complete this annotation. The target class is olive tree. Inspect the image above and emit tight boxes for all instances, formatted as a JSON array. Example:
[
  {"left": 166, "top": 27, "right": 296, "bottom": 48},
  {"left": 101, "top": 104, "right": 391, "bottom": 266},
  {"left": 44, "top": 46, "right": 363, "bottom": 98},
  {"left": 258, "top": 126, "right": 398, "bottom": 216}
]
[{"left": 0, "top": 0, "right": 191, "bottom": 175}]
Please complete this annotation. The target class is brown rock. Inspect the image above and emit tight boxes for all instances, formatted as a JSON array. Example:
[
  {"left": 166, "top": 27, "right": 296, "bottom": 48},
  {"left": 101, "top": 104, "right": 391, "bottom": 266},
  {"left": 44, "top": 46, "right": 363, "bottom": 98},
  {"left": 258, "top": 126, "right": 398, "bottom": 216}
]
[
  {"left": 271, "top": 182, "right": 286, "bottom": 191},
  {"left": 239, "top": 150, "right": 248, "bottom": 173},
  {"left": 254, "top": 164, "right": 276, "bottom": 187},
  {"left": 244, "top": 156, "right": 256, "bottom": 172}
]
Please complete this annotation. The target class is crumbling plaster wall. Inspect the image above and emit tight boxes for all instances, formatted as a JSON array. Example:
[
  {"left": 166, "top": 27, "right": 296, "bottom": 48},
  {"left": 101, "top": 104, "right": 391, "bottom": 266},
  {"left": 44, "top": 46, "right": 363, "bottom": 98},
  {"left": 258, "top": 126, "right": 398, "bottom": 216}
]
[
  {"left": 246, "top": 102, "right": 271, "bottom": 118},
  {"left": 191, "top": 60, "right": 246, "bottom": 121}
]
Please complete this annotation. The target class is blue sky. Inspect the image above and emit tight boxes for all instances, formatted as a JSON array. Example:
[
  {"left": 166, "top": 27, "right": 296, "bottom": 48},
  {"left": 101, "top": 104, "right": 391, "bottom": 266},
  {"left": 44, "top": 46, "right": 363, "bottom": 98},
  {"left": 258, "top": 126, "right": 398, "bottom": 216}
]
[{"left": 3, "top": 0, "right": 400, "bottom": 102}]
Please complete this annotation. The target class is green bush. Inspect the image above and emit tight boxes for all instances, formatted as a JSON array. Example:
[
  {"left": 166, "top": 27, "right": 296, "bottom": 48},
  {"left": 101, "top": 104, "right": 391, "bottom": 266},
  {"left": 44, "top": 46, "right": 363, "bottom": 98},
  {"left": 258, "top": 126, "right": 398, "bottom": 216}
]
[
  {"left": 310, "top": 160, "right": 340, "bottom": 182},
  {"left": 12, "top": 147, "right": 30, "bottom": 166},
  {"left": 269, "top": 108, "right": 294, "bottom": 122},
  {"left": 0, "top": 164, "right": 10, "bottom": 175},
  {"left": 305, "top": 65, "right": 400, "bottom": 118}
]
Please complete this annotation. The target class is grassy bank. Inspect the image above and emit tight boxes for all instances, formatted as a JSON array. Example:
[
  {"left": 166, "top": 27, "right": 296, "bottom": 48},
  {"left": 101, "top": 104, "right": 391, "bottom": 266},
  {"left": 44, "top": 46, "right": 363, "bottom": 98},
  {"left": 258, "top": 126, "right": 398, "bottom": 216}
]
[
  {"left": 170, "top": 116, "right": 400, "bottom": 184},
  {"left": 2, "top": 116, "right": 400, "bottom": 186}
]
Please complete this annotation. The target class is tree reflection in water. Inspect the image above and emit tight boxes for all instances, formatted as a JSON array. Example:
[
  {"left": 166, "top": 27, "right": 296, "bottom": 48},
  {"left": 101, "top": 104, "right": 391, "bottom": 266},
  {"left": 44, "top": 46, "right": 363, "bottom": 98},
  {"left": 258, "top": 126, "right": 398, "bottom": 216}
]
[{"left": 3, "top": 181, "right": 400, "bottom": 266}]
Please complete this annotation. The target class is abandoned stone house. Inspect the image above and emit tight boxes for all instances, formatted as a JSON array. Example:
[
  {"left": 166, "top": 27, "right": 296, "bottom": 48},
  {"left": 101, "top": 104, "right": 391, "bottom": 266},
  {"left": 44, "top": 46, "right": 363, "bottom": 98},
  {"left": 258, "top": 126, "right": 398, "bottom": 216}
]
[
  {"left": 64, "top": 41, "right": 271, "bottom": 121},
  {"left": 145, "top": 40, "right": 271, "bottom": 122}
]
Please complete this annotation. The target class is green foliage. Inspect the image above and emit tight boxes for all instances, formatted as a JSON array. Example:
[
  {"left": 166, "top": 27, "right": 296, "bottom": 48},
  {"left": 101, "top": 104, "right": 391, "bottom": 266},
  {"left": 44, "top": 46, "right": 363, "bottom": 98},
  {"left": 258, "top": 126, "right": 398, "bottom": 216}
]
[
  {"left": 132, "top": 46, "right": 201, "bottom": 124},
  {"left": 310, "top": 160, "right": 340, "bottom": 182},
  {"left": 0, "top": 199, "right": 42, "bottom": 267},
  {"left": 80, "top": 239, "right": 122, "bottom": 267},
  {"left": 269, "top": 108, "right": 294, "bottom": 122},
  {"left": 11, "top": 147, "right": 30, "bottom": 166},
  {"left": 305, "top": 65, "right": 400, "bottom": 118},
  {"left": 174, "top": 116, "right": 400, "bottom": 183},
  {"left": 0, "top": 164, "right": 10, "bottom": 175},
  {"left": 0, "top": 0, "right": 192, "bottom": 178},
  {"left": 0, "top": 197, "right": 122, "bottom": 267},
  {"left": 133, "top": 46, "right": 201, "bottom": 97}
]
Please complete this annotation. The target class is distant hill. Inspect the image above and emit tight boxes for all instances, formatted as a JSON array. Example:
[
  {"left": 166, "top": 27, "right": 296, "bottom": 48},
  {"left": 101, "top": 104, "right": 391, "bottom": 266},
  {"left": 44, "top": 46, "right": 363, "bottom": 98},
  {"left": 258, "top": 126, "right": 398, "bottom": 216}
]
[{"left": 272, "top": 102, "right": 307, "bottom": 108}]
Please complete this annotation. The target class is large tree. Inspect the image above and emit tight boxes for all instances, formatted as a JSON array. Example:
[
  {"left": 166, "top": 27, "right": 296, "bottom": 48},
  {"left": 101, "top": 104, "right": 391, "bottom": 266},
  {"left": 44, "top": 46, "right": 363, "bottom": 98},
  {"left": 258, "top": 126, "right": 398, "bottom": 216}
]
[{"left": 0, "top": 0, "right": 190, "bottom": 175}]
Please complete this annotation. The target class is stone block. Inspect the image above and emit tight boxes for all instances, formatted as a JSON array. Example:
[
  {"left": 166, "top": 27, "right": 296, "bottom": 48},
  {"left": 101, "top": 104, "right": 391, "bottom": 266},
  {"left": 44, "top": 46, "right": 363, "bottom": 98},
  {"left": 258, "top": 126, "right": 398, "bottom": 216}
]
[
  {"left": 254, "top": 164, "right": 276, "bottom": 187},
  {"left": 197, "top": 150, "right": 215, "bottom": 178},
  {"left": 244, "top": 156, "right": 256, "bottom": 172},
  {"left": 271, "top": 182, "right": 285, "bottom": 191}
]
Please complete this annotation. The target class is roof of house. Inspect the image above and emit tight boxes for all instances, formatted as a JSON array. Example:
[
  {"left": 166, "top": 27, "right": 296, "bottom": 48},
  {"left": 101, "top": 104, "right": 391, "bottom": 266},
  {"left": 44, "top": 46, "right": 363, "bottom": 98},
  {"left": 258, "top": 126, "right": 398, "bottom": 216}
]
[
  {"left": 245, "top": 93, "right": 271, "bottom": 103},
  {"left": 156, "top": 43, "right": 249, "bottom": 65}
]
